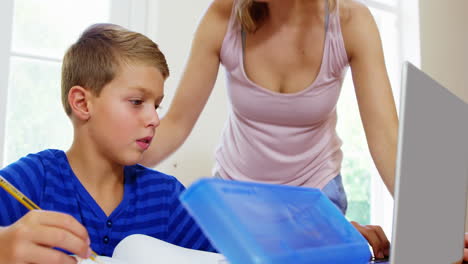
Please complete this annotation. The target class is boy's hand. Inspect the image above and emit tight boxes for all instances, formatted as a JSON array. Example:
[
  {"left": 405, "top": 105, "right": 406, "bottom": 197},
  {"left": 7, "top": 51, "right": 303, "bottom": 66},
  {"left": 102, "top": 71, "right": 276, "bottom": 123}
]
[
  {"left": 0, "top": 210, "right": 92, "bottom": 264},
  {"left": 351, "top": 221, "right": 390, "bottom": 260},
  {"left": 464, "top": 232, "right": 468, "bottom": 262}
]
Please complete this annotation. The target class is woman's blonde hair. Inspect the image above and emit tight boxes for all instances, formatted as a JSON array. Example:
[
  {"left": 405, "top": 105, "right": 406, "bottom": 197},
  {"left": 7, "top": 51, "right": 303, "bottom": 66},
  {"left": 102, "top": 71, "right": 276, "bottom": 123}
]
[
  {"left": 235, "top": 0, "right": 268, "bottom": 33},
  {"left": 235, "top": 0, "right": 337, "bottom": 33}
]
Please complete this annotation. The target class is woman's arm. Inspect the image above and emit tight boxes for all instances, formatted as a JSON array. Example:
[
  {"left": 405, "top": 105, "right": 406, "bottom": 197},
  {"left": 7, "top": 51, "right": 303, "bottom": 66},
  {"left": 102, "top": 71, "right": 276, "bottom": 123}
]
[
  {"left": 140, "top": 0, "right": 233, "bottom": 167},
  {"left": 342, "top": 1, "right": 398, "bottom": 195}
]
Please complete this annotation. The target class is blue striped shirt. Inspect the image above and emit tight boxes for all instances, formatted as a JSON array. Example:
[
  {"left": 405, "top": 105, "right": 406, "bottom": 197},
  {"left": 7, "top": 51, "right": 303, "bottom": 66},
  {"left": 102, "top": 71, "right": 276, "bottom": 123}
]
[{"left": 0, "top": 149, "right": 216, "bottom": 256}]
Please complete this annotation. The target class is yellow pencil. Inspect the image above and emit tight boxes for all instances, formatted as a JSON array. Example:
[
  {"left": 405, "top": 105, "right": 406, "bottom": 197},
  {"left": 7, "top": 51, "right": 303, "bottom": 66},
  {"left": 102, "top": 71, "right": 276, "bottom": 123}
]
[{"left": 0, "top": 175, "right": 102, "bottom": 263}]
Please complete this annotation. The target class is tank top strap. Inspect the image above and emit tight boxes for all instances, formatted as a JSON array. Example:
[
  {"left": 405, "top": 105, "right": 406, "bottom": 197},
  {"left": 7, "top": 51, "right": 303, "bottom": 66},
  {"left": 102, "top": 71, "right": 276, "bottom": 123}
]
[
  {"left": 325, "top": 0, "right": 330, "bottom": 33},
  {"left": 325, "top": 0, "right": 349, "bottom": 76},
  {"left": 328, "top": 0, "right": 343, "bottom": 36},
  {"left": 219, "top": 0, "right": 243, "bottom": 70},
  {"left": 226, "top": 0, "right": 240, "bottom": 33}
]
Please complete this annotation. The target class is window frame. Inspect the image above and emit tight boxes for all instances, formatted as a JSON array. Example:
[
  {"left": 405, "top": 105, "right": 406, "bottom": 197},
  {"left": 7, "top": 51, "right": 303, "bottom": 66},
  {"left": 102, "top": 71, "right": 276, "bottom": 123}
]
[{"left": 0, "top": 0, "right": 14, "bottom": 167}]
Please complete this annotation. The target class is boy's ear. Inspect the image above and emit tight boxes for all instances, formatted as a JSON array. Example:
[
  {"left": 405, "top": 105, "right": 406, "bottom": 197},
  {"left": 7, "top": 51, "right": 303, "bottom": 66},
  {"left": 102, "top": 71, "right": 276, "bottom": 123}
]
[{"left": 68, "top": 86, "right": 92, "bottom": 121}]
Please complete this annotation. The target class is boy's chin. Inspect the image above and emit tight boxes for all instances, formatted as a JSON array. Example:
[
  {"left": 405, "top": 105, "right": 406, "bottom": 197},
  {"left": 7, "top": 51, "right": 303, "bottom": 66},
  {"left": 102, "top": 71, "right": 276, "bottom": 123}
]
[
  {"left": 117, "top": 154, "right": 144, "bottom": 166},
  {"left": 126, "top": 158, "right": 143, "bottom": 166}
]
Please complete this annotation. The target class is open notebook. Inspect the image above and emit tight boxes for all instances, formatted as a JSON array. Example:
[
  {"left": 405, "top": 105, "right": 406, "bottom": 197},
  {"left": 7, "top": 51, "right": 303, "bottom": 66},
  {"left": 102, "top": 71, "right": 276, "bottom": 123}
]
[{"left": 75, "top": 234, "right": 227, "bottom": 264}]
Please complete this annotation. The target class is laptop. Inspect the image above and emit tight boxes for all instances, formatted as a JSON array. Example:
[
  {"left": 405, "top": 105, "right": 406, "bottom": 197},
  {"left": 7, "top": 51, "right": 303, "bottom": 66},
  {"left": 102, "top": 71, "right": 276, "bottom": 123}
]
[{"left": 369, "top": 62, "right": 468, "bottom": 264}]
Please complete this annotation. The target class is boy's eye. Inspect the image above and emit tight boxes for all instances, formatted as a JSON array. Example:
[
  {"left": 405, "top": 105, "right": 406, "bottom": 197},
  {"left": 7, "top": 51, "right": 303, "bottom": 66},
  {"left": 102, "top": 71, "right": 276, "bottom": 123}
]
[{"left": 130, "top": 99, "right": 143, "bottom": 105}]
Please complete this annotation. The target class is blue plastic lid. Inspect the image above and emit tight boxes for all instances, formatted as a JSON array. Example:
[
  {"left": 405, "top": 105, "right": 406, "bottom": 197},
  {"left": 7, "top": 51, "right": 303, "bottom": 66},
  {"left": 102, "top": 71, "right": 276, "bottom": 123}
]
[{"left": 180, "top": 178, "right": 371, "bottom": 264}]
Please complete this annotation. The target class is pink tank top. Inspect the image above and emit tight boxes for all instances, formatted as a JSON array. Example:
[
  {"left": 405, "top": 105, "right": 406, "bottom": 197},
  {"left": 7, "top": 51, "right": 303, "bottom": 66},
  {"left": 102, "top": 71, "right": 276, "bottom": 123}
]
[{"left": 215, "top": 0, "right": 349, "bottom": 189}]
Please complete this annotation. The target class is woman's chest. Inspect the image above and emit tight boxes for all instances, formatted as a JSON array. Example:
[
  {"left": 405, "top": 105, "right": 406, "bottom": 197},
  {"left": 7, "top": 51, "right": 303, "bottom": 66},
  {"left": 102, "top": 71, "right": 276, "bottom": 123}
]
[{"left": 243, "top": 29, "right": 327, "bottom": 94}]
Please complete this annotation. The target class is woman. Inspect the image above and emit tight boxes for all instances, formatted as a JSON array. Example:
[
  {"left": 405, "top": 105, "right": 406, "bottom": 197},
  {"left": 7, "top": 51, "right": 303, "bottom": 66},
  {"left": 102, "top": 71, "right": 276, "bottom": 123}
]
[{"left": 143, "top": 0, "right": 396, "bottom": 259}]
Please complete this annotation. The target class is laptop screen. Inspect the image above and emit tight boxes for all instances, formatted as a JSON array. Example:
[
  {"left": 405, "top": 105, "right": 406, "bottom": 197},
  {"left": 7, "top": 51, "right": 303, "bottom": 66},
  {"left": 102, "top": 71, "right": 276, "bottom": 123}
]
[{"left": 388, "top": 62, "right": 468, "bottom": 263}]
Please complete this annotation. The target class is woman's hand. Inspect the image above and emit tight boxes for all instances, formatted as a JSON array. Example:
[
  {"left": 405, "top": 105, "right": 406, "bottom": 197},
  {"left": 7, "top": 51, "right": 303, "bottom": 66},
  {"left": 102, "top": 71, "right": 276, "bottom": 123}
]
[
  {"left": 351, "top": 221, "right": 390, "bottom": 260},
  {"left": 463, "top": 232, "right": 468, "bottom": 262}
]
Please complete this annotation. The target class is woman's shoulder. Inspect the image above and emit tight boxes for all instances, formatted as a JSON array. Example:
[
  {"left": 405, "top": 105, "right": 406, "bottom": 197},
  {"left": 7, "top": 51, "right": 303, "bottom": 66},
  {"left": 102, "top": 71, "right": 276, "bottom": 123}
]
[
  {"left": 194, "top": 0, "right": 236, "bottom": 56},
  {"left": 338, "top": 0, "right": 375, "bottom": 29},
  {"left": 338, "top": 0, "right": 380, "bottom": 60},
  {"left": 207, "top": 0, "right": 235, "bottom": 22}
]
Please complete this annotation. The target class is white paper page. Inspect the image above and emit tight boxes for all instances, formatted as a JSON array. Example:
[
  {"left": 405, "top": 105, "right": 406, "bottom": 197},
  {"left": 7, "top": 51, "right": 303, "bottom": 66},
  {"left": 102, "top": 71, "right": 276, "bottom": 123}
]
[
  {"left": 74, "top": 234, "right": 227, "bottom": 264},
  {"left": 75, "top": 256, "right": 127, "bottom": 264},
  {"left": 112, "top": 234, "right": 227, "bottom": 264}
]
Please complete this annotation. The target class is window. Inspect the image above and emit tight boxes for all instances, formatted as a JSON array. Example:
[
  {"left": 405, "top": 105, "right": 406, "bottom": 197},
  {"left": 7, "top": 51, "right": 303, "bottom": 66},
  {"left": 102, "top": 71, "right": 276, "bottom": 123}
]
[
  {"left": 339, "top": 0, "right": 420, "bottom": 237},
  {"left": 0, "top": 0, "right": 152, "bottom": 166}
]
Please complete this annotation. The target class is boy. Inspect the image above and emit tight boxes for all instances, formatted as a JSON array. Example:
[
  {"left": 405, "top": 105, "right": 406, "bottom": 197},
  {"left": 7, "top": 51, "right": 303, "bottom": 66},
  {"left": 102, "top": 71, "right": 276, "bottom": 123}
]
[{"left": 0, "top": 24, "right": 215, "bottom": 264}]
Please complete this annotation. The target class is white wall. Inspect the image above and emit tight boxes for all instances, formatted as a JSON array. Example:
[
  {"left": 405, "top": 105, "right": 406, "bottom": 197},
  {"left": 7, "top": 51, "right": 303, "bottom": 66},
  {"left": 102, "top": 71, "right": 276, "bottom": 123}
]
[
  {"left": 418, "top": 0, "right": 468, "bottom": 231},
  {"left": 150, "top": 0, "right": 228, "bottom": 186},
  {"left": 419, "top": 1, "right": 468, "bottom": 102}
]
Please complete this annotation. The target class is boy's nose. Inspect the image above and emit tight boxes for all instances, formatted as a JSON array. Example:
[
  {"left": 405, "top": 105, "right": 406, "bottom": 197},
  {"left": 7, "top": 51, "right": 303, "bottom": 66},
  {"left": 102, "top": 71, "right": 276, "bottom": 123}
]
[{"left": 146, "top": 110, "right": 160, "bottom": 128}]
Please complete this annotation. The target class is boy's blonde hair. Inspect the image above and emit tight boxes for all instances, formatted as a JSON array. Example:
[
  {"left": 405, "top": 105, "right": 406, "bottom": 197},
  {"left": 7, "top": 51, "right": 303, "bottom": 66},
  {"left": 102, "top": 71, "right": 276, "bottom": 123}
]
[
  {"left": 236, "top": 0, "right": 336, "bottom": 33},
  {"left": 61, "top": 23, "right": 169, "bottom": 116}
]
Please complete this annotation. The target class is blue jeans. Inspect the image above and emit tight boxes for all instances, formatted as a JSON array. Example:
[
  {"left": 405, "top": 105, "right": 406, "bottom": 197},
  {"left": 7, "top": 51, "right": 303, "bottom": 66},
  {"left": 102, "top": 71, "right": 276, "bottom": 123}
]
[
  {"left": 213, "top": 172, "right": 348, "bottom": 215},
  {"left": 322, "top": 174, "right": 348, "bottom": 215}
]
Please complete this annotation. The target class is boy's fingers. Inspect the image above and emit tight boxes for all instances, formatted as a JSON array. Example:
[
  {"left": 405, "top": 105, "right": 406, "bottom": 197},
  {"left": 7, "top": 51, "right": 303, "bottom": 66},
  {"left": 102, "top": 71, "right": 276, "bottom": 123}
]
[
  {"left": 25, "top": 244, "right": 77, "bottom": 264},
  {"left": 31, "top": 226, "right": 91, "bottom": 259},
  {"left": 33, "top": 211, "right": 90, "bottom": 242}
]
